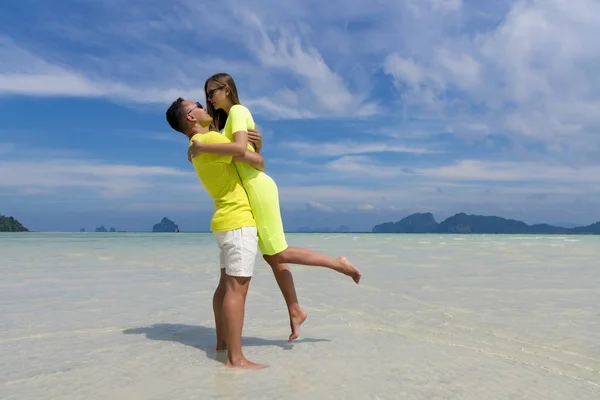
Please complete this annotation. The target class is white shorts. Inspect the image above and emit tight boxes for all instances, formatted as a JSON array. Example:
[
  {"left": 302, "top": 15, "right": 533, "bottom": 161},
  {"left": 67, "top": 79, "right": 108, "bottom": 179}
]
[{"left": 213, "top": 226, "right": 258, "bottom": 277}]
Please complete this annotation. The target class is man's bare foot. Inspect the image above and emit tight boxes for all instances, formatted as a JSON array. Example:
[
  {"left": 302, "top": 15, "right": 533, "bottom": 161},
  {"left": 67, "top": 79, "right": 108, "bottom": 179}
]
[
  {"left": 336, "top": 256, "right": 362, "bottom": 284},
  {"left": 288, "top": 309, "right": 308, "bottom": 342},
  {"left": 226, "top": 356, "right": 268, "bottom": 370}
]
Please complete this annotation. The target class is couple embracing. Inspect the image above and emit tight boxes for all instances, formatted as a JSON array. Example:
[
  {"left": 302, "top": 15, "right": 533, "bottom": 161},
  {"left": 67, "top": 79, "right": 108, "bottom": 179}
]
[{"left": 166, "top": 73, "right": 361, "bottom": 369}]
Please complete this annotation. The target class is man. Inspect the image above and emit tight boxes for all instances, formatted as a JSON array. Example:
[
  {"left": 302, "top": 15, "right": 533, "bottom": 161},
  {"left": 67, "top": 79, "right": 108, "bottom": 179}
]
[{"left": 166, "top": 98, "right": 266, "bottom": 370}]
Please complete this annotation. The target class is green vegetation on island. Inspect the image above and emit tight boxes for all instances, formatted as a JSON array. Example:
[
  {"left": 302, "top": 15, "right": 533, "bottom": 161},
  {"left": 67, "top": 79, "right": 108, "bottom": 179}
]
[
  {"left": 372, "top": 213, "right": 600, "bottom": 234},
  {"left": 0, "top": 215, "right": 29, "bottom": 232}
]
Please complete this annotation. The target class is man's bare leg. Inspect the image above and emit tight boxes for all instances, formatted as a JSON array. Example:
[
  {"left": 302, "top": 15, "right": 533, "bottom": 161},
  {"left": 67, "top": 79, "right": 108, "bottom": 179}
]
[
  {"left": 212, "top": 269, "right": 227, "bottom": 351},
  {"left": 262, "top": 256, "right": 308, "bottom": 342},
  {"left": 222, "top": 274, "right": 267, "bottom": 369},
  {"left": 270, "top": 248, "right": 362, "bottom": 284}
]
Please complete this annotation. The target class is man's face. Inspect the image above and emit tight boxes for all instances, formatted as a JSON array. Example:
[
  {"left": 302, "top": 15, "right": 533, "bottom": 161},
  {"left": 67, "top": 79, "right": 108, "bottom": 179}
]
[{"left": 182, "top": 100, "right": 212, "bottom": 127}]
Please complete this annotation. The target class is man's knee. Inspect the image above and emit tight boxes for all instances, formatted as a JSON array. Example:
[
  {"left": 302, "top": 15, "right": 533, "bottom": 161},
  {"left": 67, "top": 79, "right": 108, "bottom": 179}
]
[{"left": 225, "top": 275, "right": 251, "bottom": 293}]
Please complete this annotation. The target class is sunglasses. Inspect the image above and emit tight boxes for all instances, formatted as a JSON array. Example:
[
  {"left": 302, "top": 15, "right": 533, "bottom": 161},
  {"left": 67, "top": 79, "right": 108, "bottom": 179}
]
[
  {"left": 206, "top": 85, "right": 225, "bottom": 99},
  {"left": 187, "top": 102, "right": 204, "bottom": 115}
]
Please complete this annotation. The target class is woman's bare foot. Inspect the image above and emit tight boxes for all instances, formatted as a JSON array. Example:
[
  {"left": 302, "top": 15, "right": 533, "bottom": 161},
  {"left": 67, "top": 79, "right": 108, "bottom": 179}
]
[
  {"left": 226, "top": 356, "right": 268, "bottom": 370},
  {"left": 336, "top": 256, "right": 362, "bottom": 284},
  {"left": 288, "top": 309, "right": 308, "bottom": 342}
]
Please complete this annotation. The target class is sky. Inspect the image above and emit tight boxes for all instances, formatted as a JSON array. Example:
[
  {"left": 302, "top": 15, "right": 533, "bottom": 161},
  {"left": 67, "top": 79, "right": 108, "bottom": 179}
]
[{"left": 1, "top": 0, "right": 600, "bottom": 232}]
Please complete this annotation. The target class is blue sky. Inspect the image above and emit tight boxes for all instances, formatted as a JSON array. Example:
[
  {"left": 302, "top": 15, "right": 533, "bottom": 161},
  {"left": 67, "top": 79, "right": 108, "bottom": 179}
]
[{"left": 1, "top": 0, "right": 600, "bottom": 232}]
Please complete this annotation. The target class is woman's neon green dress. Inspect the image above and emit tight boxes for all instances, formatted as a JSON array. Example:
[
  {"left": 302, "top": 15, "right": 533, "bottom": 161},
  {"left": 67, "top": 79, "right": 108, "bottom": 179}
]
[{"left": 223, "top": 104, "right": 288, "bottom": 256}]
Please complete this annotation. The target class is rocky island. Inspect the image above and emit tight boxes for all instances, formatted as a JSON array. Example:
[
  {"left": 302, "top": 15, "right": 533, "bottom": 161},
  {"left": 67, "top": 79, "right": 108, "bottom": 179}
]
[
  {"left": 152, "top": 217, "right": 179, "bottom": 232},
  {"left": 373, "top": 213, "right": 600, "bottom": 234},
  {"left": 95, "top": 225, "right": 117, "bottom": 233},
  {"left": 0, "top": 215, "right": 29, "bottom": 232}
]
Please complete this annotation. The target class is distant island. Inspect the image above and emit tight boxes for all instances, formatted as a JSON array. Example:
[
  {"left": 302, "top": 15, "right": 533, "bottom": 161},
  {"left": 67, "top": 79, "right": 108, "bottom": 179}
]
[
  {"left": 0, "top": 215, "right": 29, "bottom": 232},
  {"left": 95, "top": 225, "right": 117, "bottom": 233},
  {"left": 152, "top": 217, "right": 179, "bottom": 232},
  {"left": 372, "top": 213, "right": 600, "bottom": 234}
]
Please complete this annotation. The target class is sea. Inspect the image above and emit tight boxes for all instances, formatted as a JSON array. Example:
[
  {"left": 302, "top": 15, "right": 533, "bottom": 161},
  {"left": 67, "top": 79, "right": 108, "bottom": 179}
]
[{"left": 1, "top": 232, "right": 599, "bottom": 399}]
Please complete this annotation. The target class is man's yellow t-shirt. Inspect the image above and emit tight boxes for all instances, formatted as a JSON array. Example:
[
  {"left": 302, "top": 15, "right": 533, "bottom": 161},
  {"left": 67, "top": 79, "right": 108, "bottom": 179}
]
[{"left": 189, "top": 131, "right": 255, "bottom": 232}]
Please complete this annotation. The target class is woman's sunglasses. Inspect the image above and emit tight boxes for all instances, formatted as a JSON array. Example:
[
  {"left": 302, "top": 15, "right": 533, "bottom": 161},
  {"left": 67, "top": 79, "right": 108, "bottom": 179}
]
[{"left": 207, "top": 85, "right": 225, "bottom": 99}]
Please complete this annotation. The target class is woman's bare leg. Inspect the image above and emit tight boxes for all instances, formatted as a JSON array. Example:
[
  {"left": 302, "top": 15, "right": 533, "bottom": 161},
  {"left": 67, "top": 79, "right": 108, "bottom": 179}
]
[
  {"left": 262, "top": 256, "right": 307, "bottom": 342},
  {"left": 262, "top": 247, "right": 361, "bottom": 341},
  {"left": 270, "top": 247, "right": 362, "bottom": 284}
]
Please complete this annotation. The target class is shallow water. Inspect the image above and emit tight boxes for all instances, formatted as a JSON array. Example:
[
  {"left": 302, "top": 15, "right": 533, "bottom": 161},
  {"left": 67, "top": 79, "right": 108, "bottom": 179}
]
[{"left": 1, "top": 233, "right": 599, "bottom": 399}]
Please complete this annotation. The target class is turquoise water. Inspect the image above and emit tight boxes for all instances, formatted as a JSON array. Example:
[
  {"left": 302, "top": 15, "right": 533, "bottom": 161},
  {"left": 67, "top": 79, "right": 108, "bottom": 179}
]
[{"left": 1, "top": 233, "right": 599, "bottom": 399}]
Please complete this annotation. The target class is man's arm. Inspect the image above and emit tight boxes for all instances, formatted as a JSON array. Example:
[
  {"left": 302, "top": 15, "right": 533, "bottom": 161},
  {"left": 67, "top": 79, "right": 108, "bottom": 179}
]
[
  {"left": 233, "top": 151, "right": 265, "bottom": 171},
  {"left": 247, "top": 128, "right": 262, "bottom": 153}
]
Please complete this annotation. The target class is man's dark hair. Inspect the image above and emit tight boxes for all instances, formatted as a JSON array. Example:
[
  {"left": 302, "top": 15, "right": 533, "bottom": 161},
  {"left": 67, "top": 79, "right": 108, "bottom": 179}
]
[{"left": 166, "top": 97, "right": 186, "bottom": 133}]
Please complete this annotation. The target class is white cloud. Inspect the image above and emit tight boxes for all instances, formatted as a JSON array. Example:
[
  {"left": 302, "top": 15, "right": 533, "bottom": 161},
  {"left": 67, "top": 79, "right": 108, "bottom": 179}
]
[
  {"left": 418, "top": 160, "right": 600, "bottom": 185},
  {"left": 431, "top": 0, "right": 462, "bottom": 12},
  {"left": 435, "top": 49, "right": 480, "bottom": 89},
  {"left": 326, "top": 156, "right": 399, "bottom": 178},
  {"left": 476, "top": 1, "right": 600, "bottom": 148},
  {"left": 281, "top": 141, "right": 435, "bottom": 157},
  {"left": 0, "top": 36, "right": 136, "bottom": 99},
  {"left": 0, "top": 4, "right": 376, "bottom": 120},
  {"left": 382, "top": 56, "right": 425, "bottom": 89},
  {"left": 316, "top": 155, "right": 600, "bottom": 196},
  {"left": 242, "top": 12, "right": 376, "bottom": 117},
  {"left": 357, "top": 204, "right": 376, "bottom": 211},
  {"left": 0, "top": 158, "right": 191, "bottom": 197},
  {"left": 0, "top": 37, "right": 207, "bottom": 103},
  {"left": 143, "top": 132, "right": 186, "bottom": 143},
  {"left": 306, "top": 201, "right": 334, "bottom": 213},
  {"left": 278, "top": 184, "right": 403, "bottom": 206},
  {"left": 381, "top": 0, "right": 600, "bottom": 156},
  {"left": 4, "top": 0, "right": 598, "bottom": 146},
  {"left": 383, "top": 54, "right": 444, "bottom": 107},
  {"left": 245, "top": 97, "right": 316, "bottom": 119},
  {"left": 3, "top": 142, "right": 599, "bottom": 227},
  {"left": 0, "top": 143, "right": 197, "bottom": 200}
]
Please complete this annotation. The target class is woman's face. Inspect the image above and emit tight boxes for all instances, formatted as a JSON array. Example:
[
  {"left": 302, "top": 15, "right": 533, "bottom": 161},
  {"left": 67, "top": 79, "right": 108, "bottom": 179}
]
[{"left": 206, "top": 80, "right": 229, "bottom": 110}]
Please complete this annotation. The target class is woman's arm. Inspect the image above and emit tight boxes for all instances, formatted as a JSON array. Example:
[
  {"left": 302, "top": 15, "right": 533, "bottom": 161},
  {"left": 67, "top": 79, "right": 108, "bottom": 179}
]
[
  {"left": 190, "top": 131, "right": 248, "bottom": 157},
  {"left": 233, "top": 151, "right": 265, "bottom": 171}
]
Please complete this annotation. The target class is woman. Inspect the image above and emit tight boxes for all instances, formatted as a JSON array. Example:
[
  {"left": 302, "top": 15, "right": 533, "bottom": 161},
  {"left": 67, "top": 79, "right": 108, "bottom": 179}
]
[{"left": 189, "top": 73, "right": 362, "bottom": 342}]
